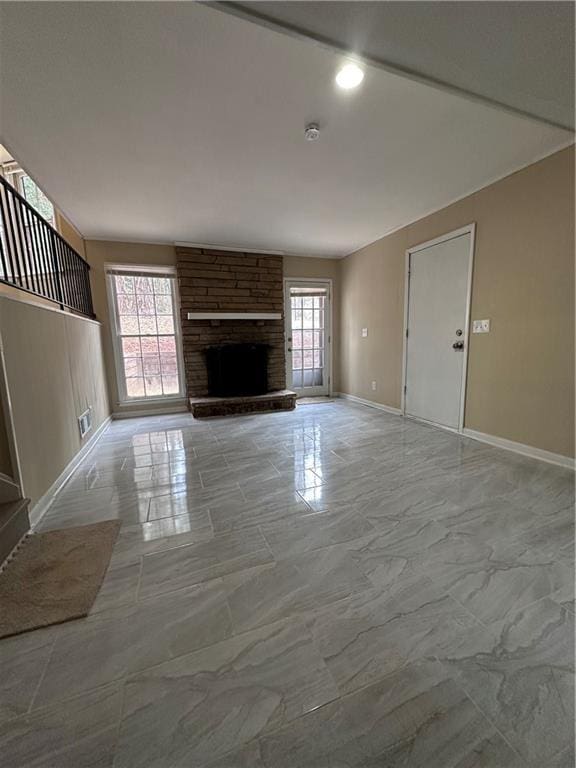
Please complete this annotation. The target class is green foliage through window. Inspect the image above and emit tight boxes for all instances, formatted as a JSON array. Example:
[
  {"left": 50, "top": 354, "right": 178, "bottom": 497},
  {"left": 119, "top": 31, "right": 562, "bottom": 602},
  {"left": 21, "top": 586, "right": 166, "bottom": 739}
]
[{"left": 21, "top": 175, "right": 55, "bottom": 225}]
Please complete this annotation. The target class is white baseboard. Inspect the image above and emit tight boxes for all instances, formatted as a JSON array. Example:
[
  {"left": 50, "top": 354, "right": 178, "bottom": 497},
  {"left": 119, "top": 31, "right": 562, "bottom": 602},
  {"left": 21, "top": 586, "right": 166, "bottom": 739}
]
[
  {"left": 336, "top": 392, "right": 403, "bottom": 416},
  {"left": 462, "top": 428, "right": 575, "bottom": 470},
  {"left": 29, "top": 415, "right": 112, "bottom": 528},
  {"left": 336, "top": 394, "right": 574, "bottom": 469},
  {"left": 112, "top": 404, "right": 188, "bottom": 419}
]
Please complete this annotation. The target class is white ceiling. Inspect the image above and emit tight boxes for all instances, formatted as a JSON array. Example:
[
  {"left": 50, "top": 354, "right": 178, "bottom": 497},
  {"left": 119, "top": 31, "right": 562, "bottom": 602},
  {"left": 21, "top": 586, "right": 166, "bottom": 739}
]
[
  {"left": 228, "top": 1, "right": 575, "bottom": 130},
  {"left": 0, "top": 2, "right": 572, "bottom": 257}
]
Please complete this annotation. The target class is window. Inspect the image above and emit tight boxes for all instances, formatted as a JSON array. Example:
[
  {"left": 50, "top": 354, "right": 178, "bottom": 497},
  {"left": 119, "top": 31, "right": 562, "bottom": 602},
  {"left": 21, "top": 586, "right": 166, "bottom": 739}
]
[
  {"left": 0, "top": 153, "right": 55, "bottom": 227},
  {"left": 107, "top": 267, "right": 184, "bottom": 402},
  {"left": 19, "top": 174, "right": 55, "bottom": 227}
]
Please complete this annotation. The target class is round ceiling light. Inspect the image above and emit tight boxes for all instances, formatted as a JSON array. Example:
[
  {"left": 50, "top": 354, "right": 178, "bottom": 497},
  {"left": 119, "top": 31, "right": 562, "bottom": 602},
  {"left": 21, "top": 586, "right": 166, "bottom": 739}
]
[{"left": 335, "top": 62, "right": 364, "bottom": 90}]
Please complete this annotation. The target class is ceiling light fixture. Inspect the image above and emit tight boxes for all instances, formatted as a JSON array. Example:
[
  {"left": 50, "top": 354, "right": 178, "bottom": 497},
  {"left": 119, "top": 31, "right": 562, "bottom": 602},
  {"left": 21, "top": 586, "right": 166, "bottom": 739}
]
[{"left": 336, "top": 62, "right": 364, "bottom": 90}]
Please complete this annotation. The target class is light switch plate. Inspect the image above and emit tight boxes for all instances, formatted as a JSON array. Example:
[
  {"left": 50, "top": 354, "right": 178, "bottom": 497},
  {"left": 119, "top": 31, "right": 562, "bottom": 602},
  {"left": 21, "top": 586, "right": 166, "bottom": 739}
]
[
  {"left": 362, "top": 328, "right": 368, "bottom": 337},
  {"left": 472, "top": 319, "right": 490, "bottom": 334}
]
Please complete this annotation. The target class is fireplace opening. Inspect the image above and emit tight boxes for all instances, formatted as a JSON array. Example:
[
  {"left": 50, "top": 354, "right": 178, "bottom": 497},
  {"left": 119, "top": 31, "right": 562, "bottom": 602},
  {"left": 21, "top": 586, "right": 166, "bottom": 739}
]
[{"left": 205, "top": 343, "right": 269, "bottom": 397}]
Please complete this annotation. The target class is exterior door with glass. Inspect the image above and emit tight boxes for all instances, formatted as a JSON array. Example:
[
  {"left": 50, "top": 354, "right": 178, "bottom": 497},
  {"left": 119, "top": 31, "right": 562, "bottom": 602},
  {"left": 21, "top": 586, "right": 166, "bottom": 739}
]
[{"left": 285, "top": 280, "right": 331, "bottom": 397}]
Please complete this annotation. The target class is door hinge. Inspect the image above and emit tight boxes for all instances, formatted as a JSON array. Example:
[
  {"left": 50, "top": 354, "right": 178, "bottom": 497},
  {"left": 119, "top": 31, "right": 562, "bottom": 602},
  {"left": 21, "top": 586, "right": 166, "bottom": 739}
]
[
  {"left": 406, "top": 328, "right": 409, "bottom": 338},
  {"left": 404, "top": 385, "right": 407, "bottom": 394}
]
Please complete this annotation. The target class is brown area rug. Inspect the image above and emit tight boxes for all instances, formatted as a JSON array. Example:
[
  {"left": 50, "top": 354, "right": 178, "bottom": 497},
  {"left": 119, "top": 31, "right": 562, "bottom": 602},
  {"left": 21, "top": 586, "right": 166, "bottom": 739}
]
[
  {"left": 297, "top": 397, "right": 336, "bottom": 405},
  {"left": 0, "top": 520, "right": 120, "bottom": 639}
]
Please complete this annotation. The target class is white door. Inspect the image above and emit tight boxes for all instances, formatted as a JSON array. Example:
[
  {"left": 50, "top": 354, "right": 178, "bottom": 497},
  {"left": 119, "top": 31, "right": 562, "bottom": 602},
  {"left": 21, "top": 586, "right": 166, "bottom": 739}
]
[
  {"left": 285, "top": 281, "right": 331, "bottom": 397},
  {"left": 404, "top": 230, "right": 473, "bottom": 430}
]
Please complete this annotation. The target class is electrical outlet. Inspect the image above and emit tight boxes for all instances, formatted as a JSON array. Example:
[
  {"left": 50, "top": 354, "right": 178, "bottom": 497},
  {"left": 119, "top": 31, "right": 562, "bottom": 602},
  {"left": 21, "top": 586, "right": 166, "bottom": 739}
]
[
  {"left": 472, "top": 319, "right": 490, "bottom": 334},
  {"left": 371, "top": 381, "right": 377, "bottom": 391},
  {"left": 362, "top": 327, "right": 368, "bottom": 338}
]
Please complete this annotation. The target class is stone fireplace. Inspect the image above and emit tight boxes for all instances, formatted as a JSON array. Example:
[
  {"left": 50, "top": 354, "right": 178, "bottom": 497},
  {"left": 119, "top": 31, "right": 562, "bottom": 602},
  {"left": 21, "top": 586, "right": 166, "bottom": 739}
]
[{"left": 175, "top": 246, "right": 296, "bottom": 416}]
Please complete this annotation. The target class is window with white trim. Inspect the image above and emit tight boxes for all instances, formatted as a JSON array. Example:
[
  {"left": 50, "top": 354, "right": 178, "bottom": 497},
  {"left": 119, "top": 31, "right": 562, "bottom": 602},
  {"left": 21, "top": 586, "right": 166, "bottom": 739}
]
[{"left": 107, "top": 267, "right": 184, "bottom": 402}]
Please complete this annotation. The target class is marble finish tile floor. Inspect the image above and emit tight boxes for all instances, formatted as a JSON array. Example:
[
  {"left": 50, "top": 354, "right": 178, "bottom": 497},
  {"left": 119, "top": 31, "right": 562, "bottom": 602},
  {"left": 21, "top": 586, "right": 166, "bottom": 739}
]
[{"left": 1, "top": 402, "right": 573, "bottom": 767}]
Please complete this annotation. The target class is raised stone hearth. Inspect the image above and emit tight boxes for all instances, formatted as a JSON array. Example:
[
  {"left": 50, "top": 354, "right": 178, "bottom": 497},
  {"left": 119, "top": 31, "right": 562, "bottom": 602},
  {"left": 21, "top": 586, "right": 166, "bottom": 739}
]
[{"left": 189, "top": 389, "right": 296, "bottom": 418}]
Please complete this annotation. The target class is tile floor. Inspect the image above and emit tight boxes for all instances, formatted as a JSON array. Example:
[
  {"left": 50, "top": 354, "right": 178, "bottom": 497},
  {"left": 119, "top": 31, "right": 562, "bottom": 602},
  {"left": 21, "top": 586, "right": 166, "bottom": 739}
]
[{"left": 0, "top": 401, "right": 574, "bottom": 767}]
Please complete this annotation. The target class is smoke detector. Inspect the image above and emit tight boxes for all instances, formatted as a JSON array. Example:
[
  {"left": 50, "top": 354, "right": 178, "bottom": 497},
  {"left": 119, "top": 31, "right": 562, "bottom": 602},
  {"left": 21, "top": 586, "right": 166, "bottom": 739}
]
[{"left": 304, "top": 123, "right": 320, "bottom": 141}]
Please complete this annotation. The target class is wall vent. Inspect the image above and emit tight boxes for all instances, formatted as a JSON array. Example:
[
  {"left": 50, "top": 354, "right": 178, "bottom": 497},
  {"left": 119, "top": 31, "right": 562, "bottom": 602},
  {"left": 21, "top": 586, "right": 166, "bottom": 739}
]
[{"left": 78, "top": 407, "right": 92, "bottom": 439}]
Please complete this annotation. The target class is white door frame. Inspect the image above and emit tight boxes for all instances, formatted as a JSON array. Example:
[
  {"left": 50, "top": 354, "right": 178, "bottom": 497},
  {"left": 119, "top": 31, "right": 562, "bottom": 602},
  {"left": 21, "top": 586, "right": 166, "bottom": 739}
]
[
  {"left": 284, "top": 277, "right": 333, "bottom": 397},
  {"left": 401, "top": 223, "right": 476, "bottom": 433}
]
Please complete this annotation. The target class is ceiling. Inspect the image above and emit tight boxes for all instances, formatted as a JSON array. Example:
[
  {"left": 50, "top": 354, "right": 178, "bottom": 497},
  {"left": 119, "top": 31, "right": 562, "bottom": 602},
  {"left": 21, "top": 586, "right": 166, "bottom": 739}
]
[
  {"left": 226, "top": 1, "right": 575, "bottom": 130},
  {"left": 0, "top": 2, "right": 572, "bottom": 257}
]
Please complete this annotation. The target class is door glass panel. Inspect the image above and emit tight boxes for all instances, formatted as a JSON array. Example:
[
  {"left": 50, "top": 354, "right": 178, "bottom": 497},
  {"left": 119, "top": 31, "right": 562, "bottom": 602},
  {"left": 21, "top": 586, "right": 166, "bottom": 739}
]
[{"left": 290, "top": 289, "right": 326, "bottom": 391}]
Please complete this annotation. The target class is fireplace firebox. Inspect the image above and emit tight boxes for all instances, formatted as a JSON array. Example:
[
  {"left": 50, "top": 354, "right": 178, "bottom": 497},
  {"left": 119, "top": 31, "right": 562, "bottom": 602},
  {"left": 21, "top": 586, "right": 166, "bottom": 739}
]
[{"left": 205, "top": 343, "right": 269, "bottom": 397}]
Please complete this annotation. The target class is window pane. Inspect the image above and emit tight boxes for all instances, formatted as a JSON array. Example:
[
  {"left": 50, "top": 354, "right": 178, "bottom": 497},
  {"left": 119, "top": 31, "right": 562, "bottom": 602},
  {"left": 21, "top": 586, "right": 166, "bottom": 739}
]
[
  {"left": 157, "top": 315, "right": 174, "bottom": 334},
  {"left": 137, "top": 294, "right": 155, "bottom": 315},
  {"left": 139, "top": 316, "right": 157, "bottom": 335},
  {"left": 117, "top": 295, "right": 136, "bottom": 314},
  {"left": 153, "top": 277, "right": 170, "bottom": 294},
  {"left": 135, "top": 276, "right": 153, "bottom": 293},
  {"left": 141, "top": 337, "right": 159, "bottom": 355},
  {"left": 143, "top": 356, "right": 161, "bottom": 375},
  {"left": 158, "top": 337, "right": 176, "bottom": 356},
  {"left": 116, "top": 276, "right": 135, "bottom": 294},
  {"left": 145, "top": 376, "right": 163, "bottom": 396},
  {"left": 122, "top": 338, "right": 141, "bottom": 357},
  {"left": 160, "top": 356, "right": 178, "bottom": 374},
  {"left": 302, "top": 330, "right": 313, "bottom": 348},
  {"left": 126, "top": 378, "right": 145, "bottom": 397},
  {"left": 162, "top": 375, "right": 179, "bottom": 394},
  {"left": 155, "top": 295, "right": 172, "bottom": 314},
  {"left": 21, "top": 175, "right": 55, "bottom": 225},
  {"left": 120, "top": 316, "right": 139, "bottom": 335},
  {"left": 124, "top": 358, "right": 143, "bottom": 377}
]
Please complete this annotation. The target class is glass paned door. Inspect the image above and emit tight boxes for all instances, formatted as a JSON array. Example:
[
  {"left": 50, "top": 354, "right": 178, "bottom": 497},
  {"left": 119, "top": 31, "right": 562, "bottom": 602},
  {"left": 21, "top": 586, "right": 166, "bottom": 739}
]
[{"left": 286, "top": 281, "right": 330, "bottom": 397}]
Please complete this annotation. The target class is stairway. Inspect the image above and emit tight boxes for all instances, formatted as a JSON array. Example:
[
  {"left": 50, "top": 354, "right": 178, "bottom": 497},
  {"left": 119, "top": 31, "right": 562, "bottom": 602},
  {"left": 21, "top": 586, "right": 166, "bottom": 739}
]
[{"left": 0, "top": 474, "right": 30, "bottom": 567}]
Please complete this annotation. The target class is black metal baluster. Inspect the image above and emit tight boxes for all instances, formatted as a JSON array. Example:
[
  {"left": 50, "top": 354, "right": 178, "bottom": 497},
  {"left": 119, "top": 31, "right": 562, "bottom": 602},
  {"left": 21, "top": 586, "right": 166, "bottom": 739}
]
[
  {"left": 24, "top": 206, "right": 42, "bottom": 296},
  {"left": 6, "top": 194, "right": 23, "bottom": 287},
  {"left": 0, "top": 185, "right": 17, "bottom": 284},
  {"left": 14, "top": 198, "right": 33, "bottom": 291},
  {"left": 58, "top": 238, "right": 70, "bottom": 308},
  {"left": 74, "top": 249, "right": 84, "bottom": 314},
  {"left": 68, "top": 246, "right": 78, "bottom": 311},
  {"left": 86, "top": 265, "right": 94, "bottom": 316},
  {"left": 31, "top": 213, "right": 49, "bottom": 298},
  {"left": 39, "top": 215, "right": 56, "bottom": 302},
  {"left": 50, "top": 230, "right": 64, "bottom": 309}
]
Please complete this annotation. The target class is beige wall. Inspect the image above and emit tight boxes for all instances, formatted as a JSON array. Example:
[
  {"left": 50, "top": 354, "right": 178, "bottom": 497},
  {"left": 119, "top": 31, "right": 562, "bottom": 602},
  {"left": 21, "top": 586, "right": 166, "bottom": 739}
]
[
  {"left": 0, "top": 296, "right": 110, "bottom": 506},
  {"left": 340, "top": 146, "right": 575, "bottom": 458},
  {"left": 284, "top": 255, "right": 342, "bottom": 392},
  {"left": 55, "top": 210, "right": 86, "bottom": 258},
  {"left": 85, "top": 240, "right": 179, "bottom": 415},
  {"left": 0, "top": 394, "right": 13, "bottom": 477}
]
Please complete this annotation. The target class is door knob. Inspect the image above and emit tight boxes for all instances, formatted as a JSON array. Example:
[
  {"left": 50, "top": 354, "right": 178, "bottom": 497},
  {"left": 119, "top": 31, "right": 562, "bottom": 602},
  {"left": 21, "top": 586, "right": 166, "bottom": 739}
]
[{"left": 452, "top": 341, "right": 464, "bottom": 350}]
